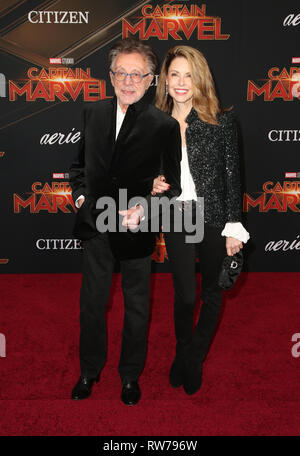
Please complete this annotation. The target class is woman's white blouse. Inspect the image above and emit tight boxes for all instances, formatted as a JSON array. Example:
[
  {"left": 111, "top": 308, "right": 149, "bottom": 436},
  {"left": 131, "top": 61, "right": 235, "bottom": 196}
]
[{"left": 176, "top": 145, "right": 198, "bottom": 202}]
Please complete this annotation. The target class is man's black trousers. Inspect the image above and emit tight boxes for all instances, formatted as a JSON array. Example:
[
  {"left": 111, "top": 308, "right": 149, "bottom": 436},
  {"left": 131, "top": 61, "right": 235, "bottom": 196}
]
[{"left": 79, "top": 233, "right": 152, "bottom": 381}]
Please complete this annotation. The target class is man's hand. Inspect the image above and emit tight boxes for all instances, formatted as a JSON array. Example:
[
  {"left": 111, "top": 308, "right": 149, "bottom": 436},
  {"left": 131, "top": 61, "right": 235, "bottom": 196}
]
[
  {"left": 119, "top": 205, "right": 145, "bottom": 230},
  {"left": 151, "top": 175, "right": 170, "bottom": 196},
  {"left": 226, "top": 236, "right": 243, "bottom": 256}
]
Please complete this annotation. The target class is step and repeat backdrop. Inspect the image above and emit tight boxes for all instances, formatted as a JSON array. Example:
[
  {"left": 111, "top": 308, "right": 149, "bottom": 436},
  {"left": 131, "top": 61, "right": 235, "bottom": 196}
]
[{"left": 0, "top": 0, "right": 299, "bottom": 272}]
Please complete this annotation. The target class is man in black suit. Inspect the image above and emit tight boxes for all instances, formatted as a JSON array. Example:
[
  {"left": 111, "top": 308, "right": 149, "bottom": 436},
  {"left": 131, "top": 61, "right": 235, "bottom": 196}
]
[{"left": 70, "top": 38, "right": 181, "bottom": 405}]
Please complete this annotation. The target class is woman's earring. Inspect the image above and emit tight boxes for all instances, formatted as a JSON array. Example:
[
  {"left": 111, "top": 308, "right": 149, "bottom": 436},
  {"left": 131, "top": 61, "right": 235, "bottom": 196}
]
[{"left": 165, "top": 84, "right": 168, "bottom": 96}]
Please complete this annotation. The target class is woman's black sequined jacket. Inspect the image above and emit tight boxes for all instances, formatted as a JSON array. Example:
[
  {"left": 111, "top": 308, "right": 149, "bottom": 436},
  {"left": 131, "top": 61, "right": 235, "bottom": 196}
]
[{"left": 185, "top": 107, "right": 242, "bottom": 228}]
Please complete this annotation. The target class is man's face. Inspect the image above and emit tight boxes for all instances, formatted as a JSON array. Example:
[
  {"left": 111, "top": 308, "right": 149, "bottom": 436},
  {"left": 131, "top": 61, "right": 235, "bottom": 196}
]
[{"left": 110, "top": 52, "right": 153, "bottom": 112}]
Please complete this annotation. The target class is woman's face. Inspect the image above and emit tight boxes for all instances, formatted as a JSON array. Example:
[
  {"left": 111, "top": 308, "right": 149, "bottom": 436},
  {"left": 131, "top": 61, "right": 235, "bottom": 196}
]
[{"left": 166, "top": 56, "right": 193, "bottom": 106}]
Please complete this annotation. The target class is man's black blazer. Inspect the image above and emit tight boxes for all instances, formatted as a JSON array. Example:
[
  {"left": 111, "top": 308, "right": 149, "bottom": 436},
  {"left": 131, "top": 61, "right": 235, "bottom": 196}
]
[{"left": 69, "top": 94, "right": 182, "bottom": 260}]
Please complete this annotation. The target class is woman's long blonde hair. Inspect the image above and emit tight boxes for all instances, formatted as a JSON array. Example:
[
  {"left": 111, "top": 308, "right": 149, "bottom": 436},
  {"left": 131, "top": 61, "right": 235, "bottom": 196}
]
[{"left": 156, "top": 46, "right": 222, "bottom": 125}]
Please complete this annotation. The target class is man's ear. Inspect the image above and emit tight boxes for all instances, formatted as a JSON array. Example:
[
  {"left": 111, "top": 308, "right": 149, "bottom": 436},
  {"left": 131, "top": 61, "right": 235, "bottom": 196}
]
[{"left": 109, "top": 70, "right": 115, "bottom": 88}]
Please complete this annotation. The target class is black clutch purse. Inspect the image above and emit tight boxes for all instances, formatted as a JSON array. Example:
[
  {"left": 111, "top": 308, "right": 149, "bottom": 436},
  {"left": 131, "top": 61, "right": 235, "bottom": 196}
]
[{"left": 218, "top": 251, "right": 243, "bottom": 290}]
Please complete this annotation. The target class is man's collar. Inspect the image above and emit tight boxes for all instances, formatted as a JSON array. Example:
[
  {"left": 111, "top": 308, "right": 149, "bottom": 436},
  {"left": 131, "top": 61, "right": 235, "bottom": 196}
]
[
  {"left": 130, "top": 91, "right": 149, "bottom": 112},
  {"left": 114, "top": 91, "right": 150, "bottom": 115}
]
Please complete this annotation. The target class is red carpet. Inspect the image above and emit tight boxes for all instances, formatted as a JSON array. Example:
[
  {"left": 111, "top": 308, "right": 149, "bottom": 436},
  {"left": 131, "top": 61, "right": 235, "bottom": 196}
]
[{"left": 0, "top": 272, "right": 300, "bottom": 436}]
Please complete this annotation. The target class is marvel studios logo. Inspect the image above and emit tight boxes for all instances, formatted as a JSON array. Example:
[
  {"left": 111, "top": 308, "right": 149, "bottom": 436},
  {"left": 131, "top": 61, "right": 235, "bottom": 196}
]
[
  {"left": 285, "top": 172, "right": 300, "bottom": 178},
  {"left": 52, "top": 173, "right": 69, "bottom": 179},
  {"left": 49, "top": 58, "right": 74, "bottom": 65}
]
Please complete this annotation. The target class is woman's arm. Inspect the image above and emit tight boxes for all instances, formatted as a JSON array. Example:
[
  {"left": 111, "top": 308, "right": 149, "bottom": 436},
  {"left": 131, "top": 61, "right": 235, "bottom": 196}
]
[
  {"left": 223, "top": 110, "right": 242, "bottom": 223},
  {"left": 222, "top": 111, "right": 249, "bottom": 255}
]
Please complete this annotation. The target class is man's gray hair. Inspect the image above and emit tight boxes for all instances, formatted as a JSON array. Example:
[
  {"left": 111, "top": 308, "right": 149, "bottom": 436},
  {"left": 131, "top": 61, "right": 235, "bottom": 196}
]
[{"left": 109, "top": 38, "right": 158, "bottom": 74}]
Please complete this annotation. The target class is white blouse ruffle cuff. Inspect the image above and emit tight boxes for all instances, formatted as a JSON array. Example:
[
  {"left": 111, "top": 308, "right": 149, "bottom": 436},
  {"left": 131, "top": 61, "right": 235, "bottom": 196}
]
[{"left": 221, "top": 222, "right": 250, "bottom": 243}]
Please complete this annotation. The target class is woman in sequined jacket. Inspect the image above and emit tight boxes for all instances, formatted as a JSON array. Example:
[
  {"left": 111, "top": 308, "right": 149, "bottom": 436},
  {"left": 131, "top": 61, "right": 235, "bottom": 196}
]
[{"left": 153, "top": 46, "right": 250, "bottom": 395}]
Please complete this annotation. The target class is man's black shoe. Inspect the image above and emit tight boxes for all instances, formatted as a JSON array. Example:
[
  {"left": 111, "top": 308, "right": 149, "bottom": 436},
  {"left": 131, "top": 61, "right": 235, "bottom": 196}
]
[
  {"left": 71, "top": 375, "right": 100, "bottom": 400},
  {"left": 121, "top": 380, "right": 141, "bottom": 406}
]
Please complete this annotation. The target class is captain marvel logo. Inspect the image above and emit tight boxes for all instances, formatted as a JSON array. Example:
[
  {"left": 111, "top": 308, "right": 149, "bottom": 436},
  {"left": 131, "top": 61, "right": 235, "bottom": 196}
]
[
  {"left": 9, "top": 67, "right": 110, "bottom": 102},
  {"left": 122, "top": 3, "right": 230, "bottom": 40},
  {"left": 243, "top": 181, "right": 300, "bottom": 212},
  {"left": 13, "top": 182, "right": 76, "bottom": 213},
  {"left": 247, "top": 64, "right": 300, "bottom": 101}
]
